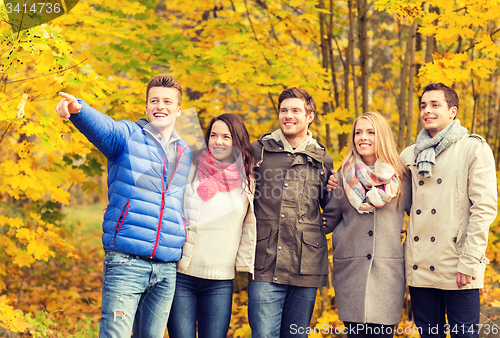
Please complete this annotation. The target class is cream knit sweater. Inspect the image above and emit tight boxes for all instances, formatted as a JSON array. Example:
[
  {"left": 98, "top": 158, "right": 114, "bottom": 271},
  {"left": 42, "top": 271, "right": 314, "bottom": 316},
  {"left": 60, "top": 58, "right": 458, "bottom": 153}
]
[{"left": 177, "top": 164, "right": 256, "bottom": 280}]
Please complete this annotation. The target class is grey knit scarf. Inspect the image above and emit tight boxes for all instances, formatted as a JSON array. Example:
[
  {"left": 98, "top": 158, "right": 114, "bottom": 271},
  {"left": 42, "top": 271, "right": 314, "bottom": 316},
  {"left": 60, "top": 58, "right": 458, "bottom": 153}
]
[{"left": 414, "top": 119, "right": 467, "bottom": 178}]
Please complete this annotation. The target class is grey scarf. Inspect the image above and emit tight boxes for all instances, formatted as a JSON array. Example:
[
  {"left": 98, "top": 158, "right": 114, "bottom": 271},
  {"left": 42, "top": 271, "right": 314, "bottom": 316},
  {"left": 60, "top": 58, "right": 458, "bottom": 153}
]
[{"left": 414, "top": 119, "right": 467, "bottom": 178}]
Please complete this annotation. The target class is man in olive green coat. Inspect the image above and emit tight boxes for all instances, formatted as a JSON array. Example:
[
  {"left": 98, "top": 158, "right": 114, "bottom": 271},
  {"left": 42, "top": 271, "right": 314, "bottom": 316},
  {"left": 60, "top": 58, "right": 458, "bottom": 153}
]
[{"left": 248, "top": 88, "right": 334, "bottom": 338}]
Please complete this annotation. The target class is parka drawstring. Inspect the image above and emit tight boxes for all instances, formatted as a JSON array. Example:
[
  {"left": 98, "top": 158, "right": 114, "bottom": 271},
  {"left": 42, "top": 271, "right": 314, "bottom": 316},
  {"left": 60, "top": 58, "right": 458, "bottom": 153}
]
[{"left": 255, "top": 145, "right": 265, "bottom": 167}]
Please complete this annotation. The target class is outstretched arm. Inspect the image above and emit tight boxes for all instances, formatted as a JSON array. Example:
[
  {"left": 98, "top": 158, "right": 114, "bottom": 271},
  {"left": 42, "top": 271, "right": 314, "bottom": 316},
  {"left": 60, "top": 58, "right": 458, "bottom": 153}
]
[{"left": 55, "top": 92, "right": 131, "bottom": 160}]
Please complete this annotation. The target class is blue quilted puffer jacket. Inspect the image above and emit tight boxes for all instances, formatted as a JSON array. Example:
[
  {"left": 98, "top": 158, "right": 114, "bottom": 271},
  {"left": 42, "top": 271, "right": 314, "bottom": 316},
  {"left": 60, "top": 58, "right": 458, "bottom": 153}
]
[{"left": 70, "top": 100, "right": 191, "bottom": 262}]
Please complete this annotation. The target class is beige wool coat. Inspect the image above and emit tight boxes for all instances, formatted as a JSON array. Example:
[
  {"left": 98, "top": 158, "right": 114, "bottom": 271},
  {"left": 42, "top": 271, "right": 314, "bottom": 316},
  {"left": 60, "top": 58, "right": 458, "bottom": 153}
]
[
  {"left": 400, "top": 134, "right": 497, "bottom": 290},
  {"left": 323, "top": 174, "right": 412, "bottom": 325}
]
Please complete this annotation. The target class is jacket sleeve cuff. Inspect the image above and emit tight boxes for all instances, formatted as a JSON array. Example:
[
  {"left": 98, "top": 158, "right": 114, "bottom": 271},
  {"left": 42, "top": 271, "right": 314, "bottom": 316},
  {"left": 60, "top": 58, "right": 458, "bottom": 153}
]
[
  {"left": 457, "top": 254, "right": 486, "bottom": 277},
  {"left": 68, "top": 99, "right": 87, "bottom": 121}
]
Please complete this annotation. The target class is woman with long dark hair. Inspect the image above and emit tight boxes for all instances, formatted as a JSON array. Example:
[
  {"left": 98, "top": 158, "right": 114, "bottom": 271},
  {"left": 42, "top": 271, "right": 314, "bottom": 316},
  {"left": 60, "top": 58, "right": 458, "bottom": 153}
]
[{"left": 167, "top": 113, "right": 255, "bottom": 338}]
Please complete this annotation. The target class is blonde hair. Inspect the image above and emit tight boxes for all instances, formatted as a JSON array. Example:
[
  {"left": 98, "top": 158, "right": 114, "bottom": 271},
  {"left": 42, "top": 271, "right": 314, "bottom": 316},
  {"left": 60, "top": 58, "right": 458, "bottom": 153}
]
[{"left": 342, "top": 112, "right": 409, "bottom": 206}]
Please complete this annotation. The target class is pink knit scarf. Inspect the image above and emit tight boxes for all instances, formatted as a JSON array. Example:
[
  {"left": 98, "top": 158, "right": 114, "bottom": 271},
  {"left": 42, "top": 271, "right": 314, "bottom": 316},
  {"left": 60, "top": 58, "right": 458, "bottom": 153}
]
[{"left": 196, "top": 150, "right": 242, "bottom": 201}]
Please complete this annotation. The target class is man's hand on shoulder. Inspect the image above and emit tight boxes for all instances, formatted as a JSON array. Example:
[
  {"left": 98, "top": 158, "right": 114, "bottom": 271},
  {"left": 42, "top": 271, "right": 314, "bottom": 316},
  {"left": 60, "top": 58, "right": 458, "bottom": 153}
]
[
  {"left": 56, "top": 92, "right": 82, "bottom": 119},
  {"left": 326, "top": 169, "right": 338, "bottom": 192}
]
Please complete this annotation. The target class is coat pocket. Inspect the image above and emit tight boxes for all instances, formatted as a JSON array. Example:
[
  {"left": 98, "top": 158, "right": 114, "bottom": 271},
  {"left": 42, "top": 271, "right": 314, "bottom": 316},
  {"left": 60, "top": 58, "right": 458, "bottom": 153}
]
[
  {"left": 454, "top": 227, "right": 467, "bottom": 254},
  {"left": 104, "top": 251, "right": 136, "bottom": 271},
  {"left": 300, "top": 228, "right": 328, "bottom": 276},
  {"left": 254, "top": 226, "right": 272, "bottom": 270},
  {"left": 114, "top": 200, "right": 130, "bottom": 245}
]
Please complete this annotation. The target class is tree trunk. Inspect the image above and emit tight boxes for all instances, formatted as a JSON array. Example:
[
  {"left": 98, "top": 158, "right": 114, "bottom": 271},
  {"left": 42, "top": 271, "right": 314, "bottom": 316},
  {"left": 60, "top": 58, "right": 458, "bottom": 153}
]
[
  {"left": 486, "top": 74, "right": 497, "bottom": 144},
  {"left": 335, "top": 0, "right": 355, "bottom": 152},
  {"left": 418, "top": 5, "right": 438, "bottom": 133},
  {"left": 398, "top": 24, "right": 411, "bottom": 150},
  {"left": 329, "top": 0, "right": 340, "bottom": 110},
  {"left": 349, "top": 0, "right": 359, "bottom": 118},
  {"left": 318, "top": 0, "right": 332, "bottom": 149},
  {"left": 357, "top": 0, "right": 369, "bottom": 112},
  {"left": 406, "top": 21, "right": 417, "bottom": 145},
  {"left": 495, "top": 95, "right": 500, "bottom": 168}
]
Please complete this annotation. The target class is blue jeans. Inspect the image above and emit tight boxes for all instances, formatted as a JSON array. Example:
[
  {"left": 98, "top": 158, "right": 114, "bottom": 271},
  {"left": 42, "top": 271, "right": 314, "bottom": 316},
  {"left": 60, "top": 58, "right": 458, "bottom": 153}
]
[
  {"left": 98, "top": 251, "right": 176, "bottom": 338},
  {"left": 247, "top": 281, "right": 318, "bottom": 338},
  {"left": 167, "top": 273, "right": 233, "bottom": 338},
  {"left": 409, "top": 287, "right": 480, "bottom": 338}
]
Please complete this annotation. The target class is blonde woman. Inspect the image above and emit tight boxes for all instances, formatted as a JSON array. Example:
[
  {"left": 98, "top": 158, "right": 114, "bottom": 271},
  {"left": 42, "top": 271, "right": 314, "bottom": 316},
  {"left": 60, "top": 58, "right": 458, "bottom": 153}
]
[{"left": 323, "top": 112, "right": 411, "bottom": 338}]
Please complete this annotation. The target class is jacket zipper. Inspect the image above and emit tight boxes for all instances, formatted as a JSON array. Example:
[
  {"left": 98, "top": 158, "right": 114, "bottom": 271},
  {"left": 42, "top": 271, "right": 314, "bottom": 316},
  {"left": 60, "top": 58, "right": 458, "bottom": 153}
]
[
  {"left": 150, "top": 144, "right": 188, "bottom": 259},
  {"left": 151, "top": 154, "right": 167, "bottom": 259}
]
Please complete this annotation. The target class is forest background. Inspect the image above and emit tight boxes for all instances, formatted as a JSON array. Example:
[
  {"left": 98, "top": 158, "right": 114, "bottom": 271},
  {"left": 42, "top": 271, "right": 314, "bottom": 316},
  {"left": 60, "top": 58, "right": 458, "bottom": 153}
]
[{"left": 1, "top": 0, "right": 500, "bottom": 336}]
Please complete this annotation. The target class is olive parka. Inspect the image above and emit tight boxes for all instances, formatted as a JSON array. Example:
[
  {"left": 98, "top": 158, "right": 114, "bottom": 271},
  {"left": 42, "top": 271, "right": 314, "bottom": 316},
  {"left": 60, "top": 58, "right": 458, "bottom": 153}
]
[{"left": 251, "top": 130, "right": 334, "bottom": 287}]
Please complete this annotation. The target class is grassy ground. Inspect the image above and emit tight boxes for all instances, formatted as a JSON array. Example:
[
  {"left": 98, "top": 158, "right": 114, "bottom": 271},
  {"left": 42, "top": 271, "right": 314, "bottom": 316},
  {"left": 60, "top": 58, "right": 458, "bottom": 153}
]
[{"left": 63, "top": 204, "right": 104, "bottom": 249}]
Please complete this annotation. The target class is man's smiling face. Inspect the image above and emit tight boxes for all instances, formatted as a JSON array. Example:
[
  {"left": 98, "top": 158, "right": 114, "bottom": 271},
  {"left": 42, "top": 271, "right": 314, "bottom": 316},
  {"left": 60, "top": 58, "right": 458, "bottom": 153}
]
[
  {"left": 420, "top": 90, "right": 457, "bottom": 138},
  {"left": 145, "top": 87, "right": 181, "bottom": 130},
  {"left": 278, "top": 98, "right": 314, "bottom": 141}
]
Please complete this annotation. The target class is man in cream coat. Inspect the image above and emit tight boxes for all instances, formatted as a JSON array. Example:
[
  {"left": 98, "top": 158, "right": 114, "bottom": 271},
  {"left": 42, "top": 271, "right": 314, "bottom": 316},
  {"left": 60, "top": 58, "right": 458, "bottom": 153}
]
[{"left": 401, "top": 83, "right": 497, "bottom": 338}]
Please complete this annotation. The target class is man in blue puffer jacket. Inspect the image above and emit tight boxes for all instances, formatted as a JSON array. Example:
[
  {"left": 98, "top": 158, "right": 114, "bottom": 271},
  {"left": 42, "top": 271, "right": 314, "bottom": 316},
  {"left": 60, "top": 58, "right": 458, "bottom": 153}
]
[{"left": 56, "top": 74, "right": 191, "bottom": 338}]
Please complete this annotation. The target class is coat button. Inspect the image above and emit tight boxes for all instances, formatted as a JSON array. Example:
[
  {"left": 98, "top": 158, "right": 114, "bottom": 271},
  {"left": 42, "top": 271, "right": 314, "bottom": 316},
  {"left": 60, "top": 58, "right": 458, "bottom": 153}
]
[
  {"left": 431, "top": 209, "right": 436, "bottom": 214},
  {"left": 453, "top": 237, "right": 457, "bottom": 243},
  {"left": 416, "top": 209, "right": 421, "bottom": 215},
  {"left": 413, "top": 265, "right": 418, "bottom": 270},
  {"left": 431, "top": 237, "right": 435, "bottom": 242},
  {"left": 297, "top": 160, "right": 301, "bottom": 163},
  {"left": 284, "top": 183, "right": 288, "bottom": 187},
  {"left": 430, "top": 266, "right": 435, "bottom": 271},
  {"left": 281, "top": 214, "right": 285, "bottom": 218},
  {"left": 278, "top": 246, "right": 282, "bottom": 250},
  {"left": 367, "top": 254, "right": 372, "bottom": 260},
  {"left": 419, "top": 180, "right": 424, "bottom": 186},
  {"left": 368, "top": 231, "right": 373, "bottom": 236},
  {"left": 279, "top": 147, "right": 282, "bottom": 150},
  {"left": 437, "top": 178, "right": 442, "bottom": 184},
  {"left": 414, "top": 236, "right": 419, "bottom": 242},
  {"left": 274, "top": 277, "right": 278, "bottom": 281},
  {"left": 287, "top": 153, "right": 291, "bottom": 157},
  {"left": 320, "top": 170, "right": 324, "bottom": 175}
]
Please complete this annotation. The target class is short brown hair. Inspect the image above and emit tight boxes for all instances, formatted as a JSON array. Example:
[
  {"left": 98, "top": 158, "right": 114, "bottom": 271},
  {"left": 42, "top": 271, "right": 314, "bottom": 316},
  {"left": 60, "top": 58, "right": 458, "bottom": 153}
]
[
  {"left": 278, "top": 87, "right": 316, "bottom": 115},
  {"left": 146, "top": 74, "right": 182, "bottom": 105}
]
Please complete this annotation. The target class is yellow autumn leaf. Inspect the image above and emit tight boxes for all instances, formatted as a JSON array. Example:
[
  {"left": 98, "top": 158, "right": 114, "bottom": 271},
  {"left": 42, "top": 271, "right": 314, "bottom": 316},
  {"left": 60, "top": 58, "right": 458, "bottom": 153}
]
[
  {"left": 0, "top": 295, "right": 29, "bottom": 332},
  {"left": 51, "top": 187, "right": 71, "bottom": 204},
  {"left": 490, "top": 299, "right": 500, "bottom": 307},
  {"left": 16, "top": 228, "right": 35, "bottom": 242},
  {"left": 8, "top": 217, "right": 24, "bottom": 228},
  {"left": 327, "top": 286, "right": 335, "bottom": 297},
  {"left": 0, "top": 160, "right": 20, "bottom": 176},
  {"left": 27, "top": 240, "right": 53, "bottom": 261},
  {"left": 20, "top": 121, "right": 46, "bottom": 137},
  {"left": 12, "top": 249, "right": 35, "bottom": 268}
]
